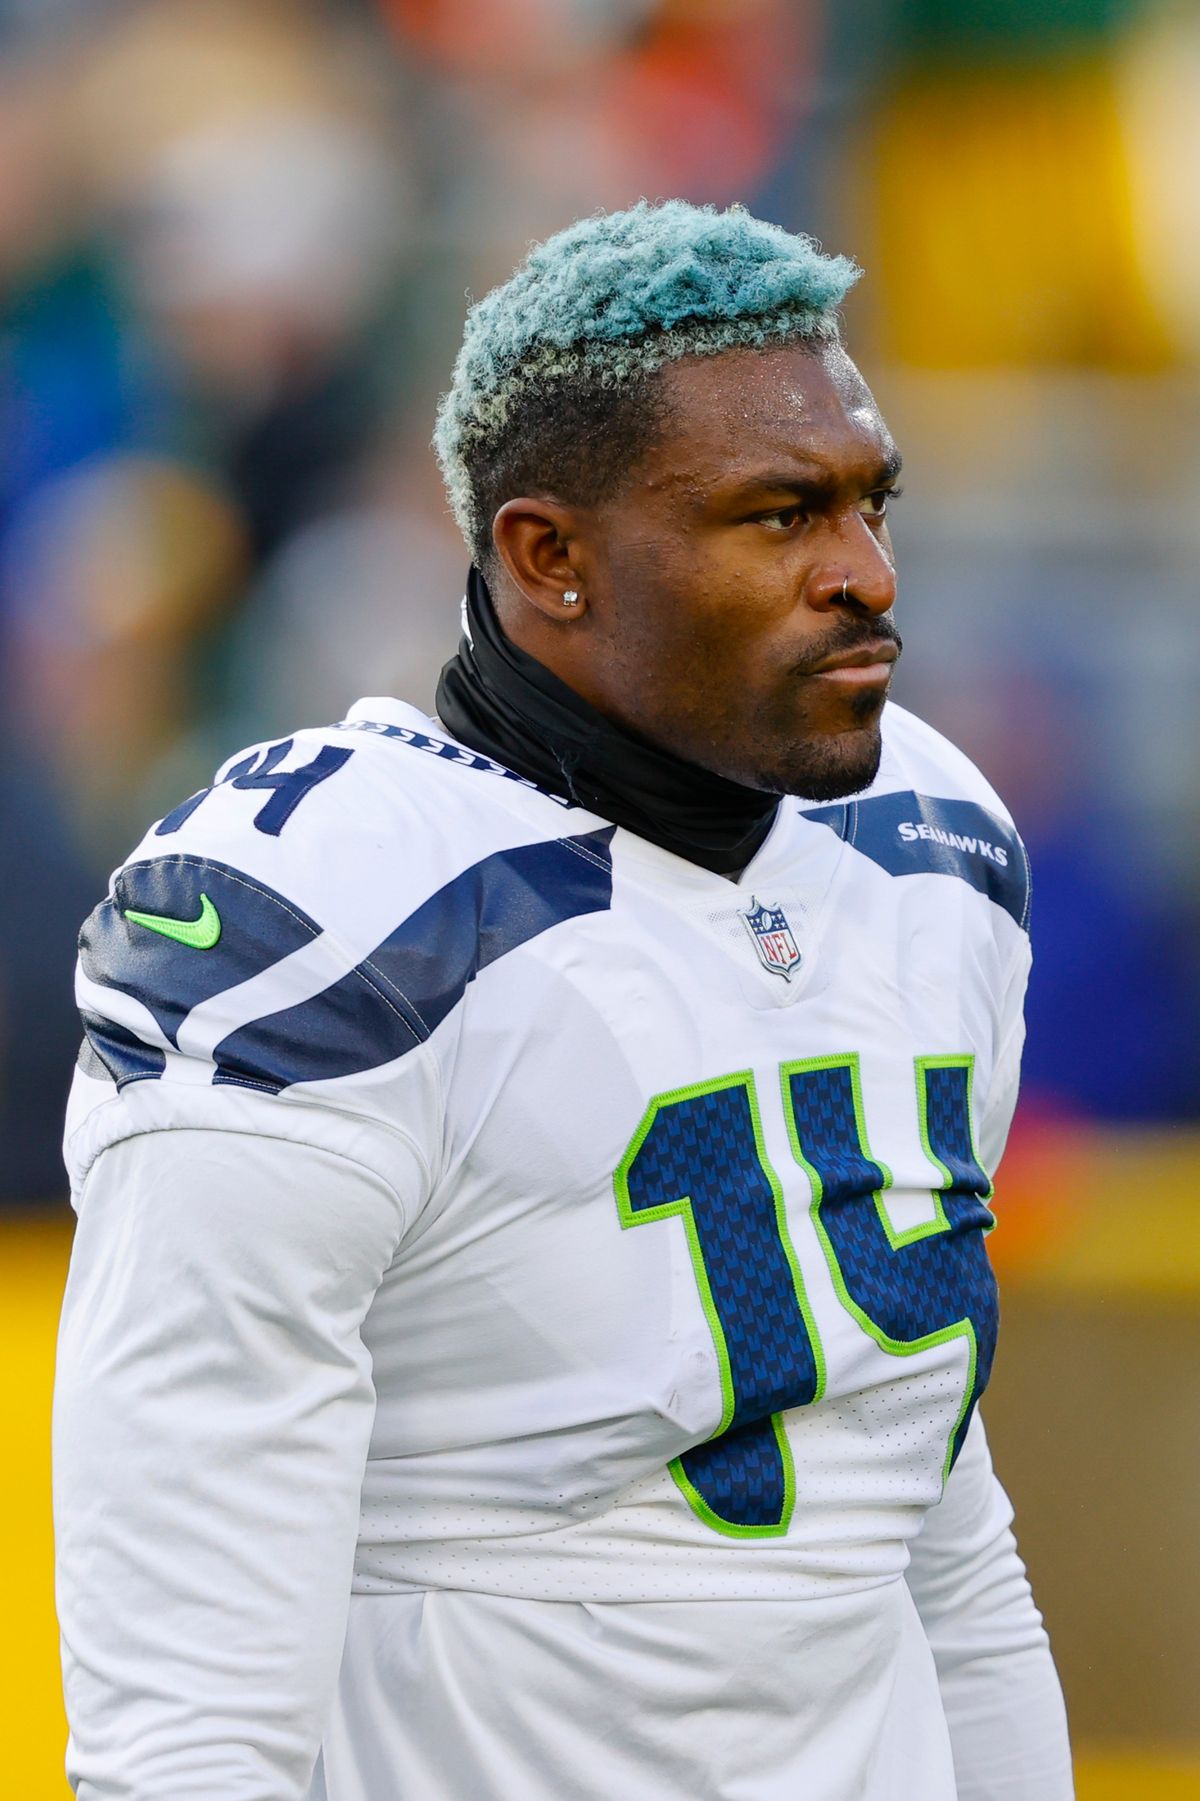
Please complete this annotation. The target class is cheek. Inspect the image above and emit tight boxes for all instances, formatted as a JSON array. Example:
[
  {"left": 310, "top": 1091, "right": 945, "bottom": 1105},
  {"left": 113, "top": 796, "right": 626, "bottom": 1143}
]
[
  {"left": 601, "top": 540, "right": 802, "bottom": 695},
  {"left": 671, "top": 598, "right": 764, "bottom": 681}
]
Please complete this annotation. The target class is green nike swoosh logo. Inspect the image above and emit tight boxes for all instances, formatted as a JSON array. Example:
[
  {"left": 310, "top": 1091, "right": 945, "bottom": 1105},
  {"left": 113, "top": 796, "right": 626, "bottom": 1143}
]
[{"left": 123, "top": 892, "right": 222, "bottom": 950}]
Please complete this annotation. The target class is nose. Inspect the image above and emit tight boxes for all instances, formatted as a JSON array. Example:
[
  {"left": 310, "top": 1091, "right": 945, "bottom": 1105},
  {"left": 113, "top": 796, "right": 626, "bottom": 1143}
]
[{"left": 805, "top": 515, "right": 897, "bottom": 618}]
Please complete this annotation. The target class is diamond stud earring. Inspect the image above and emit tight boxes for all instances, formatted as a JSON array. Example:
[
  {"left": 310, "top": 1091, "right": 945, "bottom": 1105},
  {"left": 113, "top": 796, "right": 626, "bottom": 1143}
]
[{"left": 563, "top": 590, "right": 580, "bottom": 607}]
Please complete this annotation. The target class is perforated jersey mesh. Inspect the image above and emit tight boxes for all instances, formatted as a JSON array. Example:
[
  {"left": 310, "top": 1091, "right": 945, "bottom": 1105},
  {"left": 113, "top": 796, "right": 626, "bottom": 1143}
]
[{"left": 787, "top": 1060, "right": 997, "bottom": 1465}]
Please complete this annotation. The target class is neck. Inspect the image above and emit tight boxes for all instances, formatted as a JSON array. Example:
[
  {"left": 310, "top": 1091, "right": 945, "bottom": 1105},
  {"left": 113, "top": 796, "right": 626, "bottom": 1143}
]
[{"left": 435, "top": 568, "right": 780, "bottom": 877}]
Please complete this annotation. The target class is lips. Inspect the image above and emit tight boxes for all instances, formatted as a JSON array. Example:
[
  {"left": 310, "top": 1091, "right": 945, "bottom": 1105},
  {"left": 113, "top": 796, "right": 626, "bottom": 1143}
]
[
  {"left": 803, "top": 641, "right": 898, "bottom": 688},
  {"left": 809, "top": 642, "right": 899, "bottom": 675}
]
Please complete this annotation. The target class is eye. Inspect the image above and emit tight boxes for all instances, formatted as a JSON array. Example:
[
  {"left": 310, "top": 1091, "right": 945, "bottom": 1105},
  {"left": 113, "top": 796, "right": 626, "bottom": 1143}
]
[
  {"left": 756, "top": 504, "right": 809, "bottom": 531},
  {"left": 857, "top": 485, "right": 903, "bottom": 521}
]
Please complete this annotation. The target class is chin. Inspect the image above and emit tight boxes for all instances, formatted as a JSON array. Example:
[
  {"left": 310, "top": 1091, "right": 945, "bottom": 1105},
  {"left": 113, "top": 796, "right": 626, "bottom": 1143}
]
[{"left": 766, "top": 722, "right": 884, "bottom": 801}]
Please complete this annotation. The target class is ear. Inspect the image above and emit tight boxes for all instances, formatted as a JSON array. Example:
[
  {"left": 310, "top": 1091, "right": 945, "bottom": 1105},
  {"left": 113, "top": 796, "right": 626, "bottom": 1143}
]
[{"left": 492, "top": 497, "right": 589, "bottom": 621}]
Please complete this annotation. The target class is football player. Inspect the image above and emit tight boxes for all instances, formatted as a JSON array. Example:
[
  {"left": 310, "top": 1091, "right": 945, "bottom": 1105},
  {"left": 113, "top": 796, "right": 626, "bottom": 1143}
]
[{"left": 55, "top": 201, "right": 1073, "bottom": 1799}]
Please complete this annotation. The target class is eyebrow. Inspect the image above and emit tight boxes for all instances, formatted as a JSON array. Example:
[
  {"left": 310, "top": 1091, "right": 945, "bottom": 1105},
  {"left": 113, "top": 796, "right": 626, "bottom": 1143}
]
[{"left": 734, "top": 447, "right": 904, "bottom": 503}]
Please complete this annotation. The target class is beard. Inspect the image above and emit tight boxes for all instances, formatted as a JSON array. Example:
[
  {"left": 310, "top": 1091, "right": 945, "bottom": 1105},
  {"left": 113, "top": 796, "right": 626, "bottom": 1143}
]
[
  {"left": 603, "top": 604, "right": 903, "bottom": 802},
  {"left": 712, "top": 613, "right": 902, "bottom": 799},
  {"left": 769, "top": 711, "right": 885, "bottom": 800},
  {"left": 727, "top": 698, "right": 886, "bottom": 799},
  {"left": 666, "top": 683, "right": 890, "bottom": 800}
]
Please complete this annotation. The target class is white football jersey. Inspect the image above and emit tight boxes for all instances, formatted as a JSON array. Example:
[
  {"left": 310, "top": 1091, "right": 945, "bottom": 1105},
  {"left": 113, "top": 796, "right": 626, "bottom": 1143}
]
[{"left": 64, "top": 694, "right": 1031, "bottom": 1605}]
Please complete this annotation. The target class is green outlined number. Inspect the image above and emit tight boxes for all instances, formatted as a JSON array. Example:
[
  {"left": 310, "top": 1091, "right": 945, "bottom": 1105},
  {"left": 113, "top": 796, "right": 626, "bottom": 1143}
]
[
  {"left": 782, "top": 1054, "right": 997, "bottom": 1476},
  {"left": 614, "top": 1055, "right": 997, "bottom": 1537},
  {"left": 615, "top": 1073, "right": 822, "bottom": 1538}
]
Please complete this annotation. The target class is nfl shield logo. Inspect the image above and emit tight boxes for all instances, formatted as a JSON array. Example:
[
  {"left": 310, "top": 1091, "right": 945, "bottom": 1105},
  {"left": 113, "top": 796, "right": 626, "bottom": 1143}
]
[{"left": 739, "top": 896, "right": 802, "bottom": 980}]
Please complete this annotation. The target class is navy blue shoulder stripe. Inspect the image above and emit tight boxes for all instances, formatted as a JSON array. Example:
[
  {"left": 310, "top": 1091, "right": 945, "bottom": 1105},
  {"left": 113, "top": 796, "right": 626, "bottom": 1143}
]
[
  {"left": 79, "top": 856, "right": 323, "bottom": 1050},
  {"left": 78, "top": 1013, "right": 167, "bottom": 1088},
  {"left": 800, "top": 790, "right": 1030, "bottom": 930},
  {"left": 213, "top": 827, "right": 615, "bottom": 1093}
]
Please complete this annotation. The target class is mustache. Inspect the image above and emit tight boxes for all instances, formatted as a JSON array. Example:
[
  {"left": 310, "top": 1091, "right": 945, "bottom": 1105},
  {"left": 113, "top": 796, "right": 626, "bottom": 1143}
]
[{"left": 794, "top": 611, "right": 903, "bottom": 676}]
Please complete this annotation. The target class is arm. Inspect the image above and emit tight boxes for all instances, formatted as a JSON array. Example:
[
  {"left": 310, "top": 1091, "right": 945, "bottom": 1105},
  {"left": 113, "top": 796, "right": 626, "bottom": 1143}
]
[
  {"left": 908, "top": 863, "right": 1073, "bottom": 1794},
  {"left": 53, "top": 1122, "right": 413, "bottom": 1800},
  {"left": 905, "top": 1413, "right": 1074, "bottom": 1801},
  {"left": 978, "top": 931, "right": 1031, "bottom": 1182}
]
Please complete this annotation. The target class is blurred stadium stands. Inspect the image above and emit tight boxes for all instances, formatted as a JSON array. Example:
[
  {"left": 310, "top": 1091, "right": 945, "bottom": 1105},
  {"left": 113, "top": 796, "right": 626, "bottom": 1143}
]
[{"left": 2, "top": 1, "right": 1196, "bottom": 1793}]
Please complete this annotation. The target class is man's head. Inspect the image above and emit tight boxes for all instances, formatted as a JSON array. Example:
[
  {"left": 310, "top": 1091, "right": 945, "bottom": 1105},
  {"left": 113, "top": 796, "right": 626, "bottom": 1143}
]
[{"left": 435, "top": 200, "right": 903, "bottom": 801}]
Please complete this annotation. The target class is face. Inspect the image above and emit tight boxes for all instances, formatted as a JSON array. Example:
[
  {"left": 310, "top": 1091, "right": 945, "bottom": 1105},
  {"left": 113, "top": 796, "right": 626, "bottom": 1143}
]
[{"left": 499, "top": 341, "right": 903, "bottom": 799}]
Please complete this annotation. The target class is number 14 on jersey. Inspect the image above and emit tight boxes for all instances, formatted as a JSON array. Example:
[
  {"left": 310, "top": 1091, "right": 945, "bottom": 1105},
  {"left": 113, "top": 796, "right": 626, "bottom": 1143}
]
[{"left": 614, "top": 1054, "right": 997, "bottom": 1539}]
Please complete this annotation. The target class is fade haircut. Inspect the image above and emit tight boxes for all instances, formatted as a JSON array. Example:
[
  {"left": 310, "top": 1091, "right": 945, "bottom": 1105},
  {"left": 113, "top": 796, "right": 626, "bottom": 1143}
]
[{"left": 434, "top": 199, "right": 860, "bottom": 570}]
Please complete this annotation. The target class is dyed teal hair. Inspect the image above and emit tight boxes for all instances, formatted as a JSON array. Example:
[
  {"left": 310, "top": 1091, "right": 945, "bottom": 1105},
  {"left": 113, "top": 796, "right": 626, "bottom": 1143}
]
[{"left": 434, "top": 199, "right": 861, "bottom": 558}]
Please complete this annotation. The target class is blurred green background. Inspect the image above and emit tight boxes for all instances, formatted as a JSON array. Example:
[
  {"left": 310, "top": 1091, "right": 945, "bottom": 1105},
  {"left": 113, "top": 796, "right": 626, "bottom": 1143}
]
[{"left": 2, "top": 1, "right": 1197, "bottom": 1794}]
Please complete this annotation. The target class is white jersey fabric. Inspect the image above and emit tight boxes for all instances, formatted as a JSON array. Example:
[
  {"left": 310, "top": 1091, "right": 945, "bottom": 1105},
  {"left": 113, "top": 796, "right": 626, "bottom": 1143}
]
[{"left": 54, "top": 696, "right": 1072, "bottom": 1799}]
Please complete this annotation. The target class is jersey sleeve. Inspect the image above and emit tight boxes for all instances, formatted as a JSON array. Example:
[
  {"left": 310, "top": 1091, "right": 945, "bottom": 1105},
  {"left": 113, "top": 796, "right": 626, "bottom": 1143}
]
[
  {"left": 54, "top": 1126, "right": 403, "bottom": 1799},
  {"left": 55, "top": 734, "right": 445, "bottom": 1794},
  {"left": 64, "top": 728, "right": 446, "bottom": 1210},
  {"left": 978, "top": 928, "right": 1032, "bottom": 1179},
  {"left": 905, "top": 1413, "right": 1074, "bottom": 1800}
]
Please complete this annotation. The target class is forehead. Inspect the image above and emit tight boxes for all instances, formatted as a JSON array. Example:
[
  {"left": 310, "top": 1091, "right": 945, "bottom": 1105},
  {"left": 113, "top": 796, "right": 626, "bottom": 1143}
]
[{"left": 646, "top": 341, "right": 893, "bottom": 488}]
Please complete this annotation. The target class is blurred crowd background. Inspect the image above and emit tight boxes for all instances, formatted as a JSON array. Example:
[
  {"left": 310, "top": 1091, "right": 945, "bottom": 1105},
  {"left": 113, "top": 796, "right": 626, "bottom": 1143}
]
[
  {"left": 2, "top": 0, "right": 1198, "bottom": 1197},
  {"left": 2, "top": 0, "right": 1198, "bottom": 1794}
]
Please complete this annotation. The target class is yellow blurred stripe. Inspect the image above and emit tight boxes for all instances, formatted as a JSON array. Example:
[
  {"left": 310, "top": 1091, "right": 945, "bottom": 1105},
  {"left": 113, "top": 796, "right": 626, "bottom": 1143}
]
[
  {"left": 1076, "top": 1751, "right": 1200, "bottom": 1798},
  {"left": 1036, "top": 1133, "right": 1200, "bottom": 1297},
  {"left": 991, "top": 1127, "right": 1200, "bottom": 1297},
  {"left": 1, "top": 1211, "right": 72, "bottom": 1798}
]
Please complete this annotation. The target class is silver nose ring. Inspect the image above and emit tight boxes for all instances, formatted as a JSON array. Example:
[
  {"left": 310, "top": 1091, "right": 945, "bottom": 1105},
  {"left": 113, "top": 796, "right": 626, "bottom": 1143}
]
[{"left": 841, "top": 576, "right": 851, "bottom": 600}]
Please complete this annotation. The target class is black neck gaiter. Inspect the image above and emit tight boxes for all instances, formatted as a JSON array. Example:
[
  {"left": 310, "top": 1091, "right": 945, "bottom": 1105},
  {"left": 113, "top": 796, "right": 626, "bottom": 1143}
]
[{"left": 435, "top": 568, "right": 780, "bottom": 877}]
